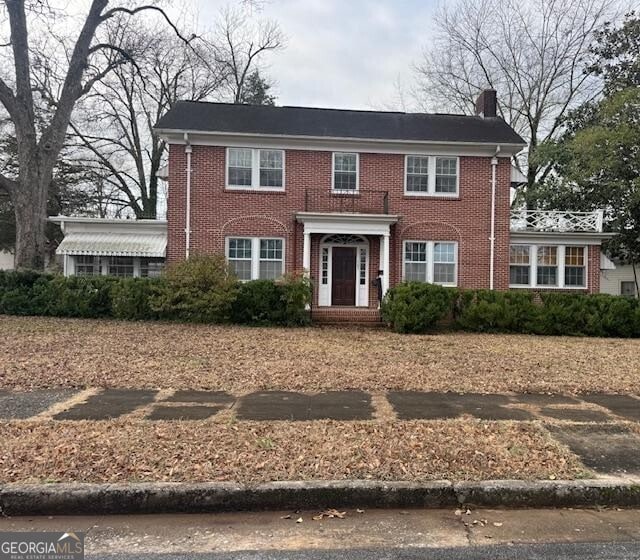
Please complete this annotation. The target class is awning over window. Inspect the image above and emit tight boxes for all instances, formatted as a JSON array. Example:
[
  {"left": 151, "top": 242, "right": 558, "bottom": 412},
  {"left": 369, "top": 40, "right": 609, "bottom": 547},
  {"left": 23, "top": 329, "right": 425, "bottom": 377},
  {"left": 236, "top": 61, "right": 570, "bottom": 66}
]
[{"left": 56, "top": 232, "right": 166, "bottom": 258}]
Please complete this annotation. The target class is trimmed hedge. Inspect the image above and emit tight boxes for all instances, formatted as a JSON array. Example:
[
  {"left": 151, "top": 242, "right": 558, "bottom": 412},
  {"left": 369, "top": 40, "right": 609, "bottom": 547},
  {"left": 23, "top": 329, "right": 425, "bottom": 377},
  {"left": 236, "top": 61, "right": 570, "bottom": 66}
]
[
  {"left": 383, "top": 281, "right": 640, "bottom": 337},
  {"left": 0, "top": 262, "right": 311, "bottom": 327},
  {"left": 231, "top": 274, "right": 312, "bottom": 326},
  {"left": 381, "top": 282, "right": 456, "bottom": 333}
]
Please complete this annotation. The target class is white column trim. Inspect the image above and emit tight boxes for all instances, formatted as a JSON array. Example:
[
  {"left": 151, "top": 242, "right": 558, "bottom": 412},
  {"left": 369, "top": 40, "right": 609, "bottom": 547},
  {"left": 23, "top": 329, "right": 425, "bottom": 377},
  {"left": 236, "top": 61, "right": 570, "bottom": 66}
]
[
  {"left": 381, "top": 233, "right": 390, "bottom": 298},
  {"left": 303, "top": 232, "right": 311, "bottom": 277}
]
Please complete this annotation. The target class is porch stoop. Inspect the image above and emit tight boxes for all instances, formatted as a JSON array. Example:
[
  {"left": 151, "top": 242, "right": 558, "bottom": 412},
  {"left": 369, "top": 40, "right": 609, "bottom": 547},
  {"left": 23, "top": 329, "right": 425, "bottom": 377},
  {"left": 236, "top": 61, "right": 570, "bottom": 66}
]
[{"left": 311, "top": 306, "right": 383, "bottom": 325}]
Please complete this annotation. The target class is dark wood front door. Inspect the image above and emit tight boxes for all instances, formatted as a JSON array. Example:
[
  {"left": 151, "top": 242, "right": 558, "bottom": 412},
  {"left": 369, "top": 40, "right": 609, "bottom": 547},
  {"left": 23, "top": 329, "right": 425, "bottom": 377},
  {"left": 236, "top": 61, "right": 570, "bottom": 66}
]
[{"left": 331, "top": 247, "right": 357, "bottom": 306}]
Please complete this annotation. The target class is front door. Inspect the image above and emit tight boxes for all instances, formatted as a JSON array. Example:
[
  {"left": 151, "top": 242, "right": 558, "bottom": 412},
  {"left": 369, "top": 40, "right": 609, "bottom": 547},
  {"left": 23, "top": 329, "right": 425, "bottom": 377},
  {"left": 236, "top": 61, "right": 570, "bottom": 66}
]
[{"left": 331, "top": 247, "right": 357, "bottom": 306}]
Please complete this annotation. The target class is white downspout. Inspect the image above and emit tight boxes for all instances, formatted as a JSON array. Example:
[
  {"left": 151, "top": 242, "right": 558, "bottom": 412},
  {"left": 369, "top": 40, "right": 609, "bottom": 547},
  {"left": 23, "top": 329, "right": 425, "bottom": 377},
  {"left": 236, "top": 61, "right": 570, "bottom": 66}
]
[
  {"left": 489, "top": 145, "right": 501, "bottom": 290},
  {"left": 184, "top": 133, "right": 192, "bottom": 260}
]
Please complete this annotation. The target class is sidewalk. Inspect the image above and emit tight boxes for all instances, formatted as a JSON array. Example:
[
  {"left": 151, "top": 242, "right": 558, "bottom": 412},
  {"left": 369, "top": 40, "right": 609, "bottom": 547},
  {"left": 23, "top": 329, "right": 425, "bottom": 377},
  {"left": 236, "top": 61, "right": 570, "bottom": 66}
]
[{"left": 1, "top": 389, "right": 640, "bottom": 479}]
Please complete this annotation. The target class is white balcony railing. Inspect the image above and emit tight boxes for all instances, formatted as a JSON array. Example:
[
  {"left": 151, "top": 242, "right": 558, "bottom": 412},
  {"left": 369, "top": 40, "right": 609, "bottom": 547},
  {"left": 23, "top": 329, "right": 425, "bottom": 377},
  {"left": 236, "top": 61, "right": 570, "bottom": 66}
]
[{"left": 510, "top": 210, "right": 604, "bottom": 233}]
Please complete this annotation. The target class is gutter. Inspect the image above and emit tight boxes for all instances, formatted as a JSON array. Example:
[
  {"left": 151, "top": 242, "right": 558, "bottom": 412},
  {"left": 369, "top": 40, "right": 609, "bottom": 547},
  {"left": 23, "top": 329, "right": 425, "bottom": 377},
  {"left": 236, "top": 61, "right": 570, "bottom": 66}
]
[
  {"left": 184, "top": 133, "right": 192, "bottom": 260},
  {"left": 489, "top": 146, "right": 501, "bottom": 290}
]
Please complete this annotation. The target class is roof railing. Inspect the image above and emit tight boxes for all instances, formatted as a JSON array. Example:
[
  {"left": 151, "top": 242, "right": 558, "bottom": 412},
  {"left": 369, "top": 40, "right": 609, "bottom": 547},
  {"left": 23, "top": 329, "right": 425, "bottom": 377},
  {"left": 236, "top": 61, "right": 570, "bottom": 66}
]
[{"left": 510, "top": 209, "right": 604, "bottom": 233}]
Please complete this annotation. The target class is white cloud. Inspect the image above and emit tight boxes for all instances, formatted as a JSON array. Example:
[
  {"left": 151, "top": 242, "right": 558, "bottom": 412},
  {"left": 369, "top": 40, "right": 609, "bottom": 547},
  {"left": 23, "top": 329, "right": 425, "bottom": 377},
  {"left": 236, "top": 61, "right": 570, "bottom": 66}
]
[{"left": 197, "top": 0, "right": 438, "bottom": 110}]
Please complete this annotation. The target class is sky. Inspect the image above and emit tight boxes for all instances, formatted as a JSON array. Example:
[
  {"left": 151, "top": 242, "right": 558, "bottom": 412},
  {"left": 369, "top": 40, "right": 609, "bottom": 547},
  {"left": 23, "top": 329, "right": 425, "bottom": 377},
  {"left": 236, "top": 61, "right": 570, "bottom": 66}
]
[{"left": 197, "top": 0, "right": 439, "bottom": 111}]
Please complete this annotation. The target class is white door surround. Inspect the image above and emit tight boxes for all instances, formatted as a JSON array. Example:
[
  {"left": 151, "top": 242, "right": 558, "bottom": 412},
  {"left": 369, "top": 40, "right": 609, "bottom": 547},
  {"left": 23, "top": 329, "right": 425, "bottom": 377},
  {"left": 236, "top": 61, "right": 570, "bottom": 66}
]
[
  {"left": 296, "top": 212, "right": 398, "bottom": 304},
  {"left": 318, "top": 234, "right": 369, "bottom": 307}
]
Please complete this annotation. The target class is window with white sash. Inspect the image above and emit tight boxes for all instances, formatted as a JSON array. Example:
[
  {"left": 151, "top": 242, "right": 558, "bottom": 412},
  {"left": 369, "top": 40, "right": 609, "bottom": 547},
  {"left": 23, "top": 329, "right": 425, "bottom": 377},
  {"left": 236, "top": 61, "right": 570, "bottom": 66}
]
[
  {"left": 226, "top": 148, "right": 284, "bottom": 190},
  {"left": 509, "top": 244, "right": 587, "bottom": 289},
  {"left": 403, "top": 241, "right": 458, "bottom": 286},
  {"left": 405, "top": 156, "right": 459, "bottom": 196},
  {"left": 226, "top": 237, "right": 285, "bottom": 281}
]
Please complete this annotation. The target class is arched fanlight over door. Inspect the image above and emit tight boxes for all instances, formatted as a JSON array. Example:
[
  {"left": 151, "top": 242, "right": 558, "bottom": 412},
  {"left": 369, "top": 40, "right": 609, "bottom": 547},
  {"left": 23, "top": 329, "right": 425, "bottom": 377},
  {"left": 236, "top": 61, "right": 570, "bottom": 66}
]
[{"left": 322, "top": 234, "right": 367, "bottom": 245}]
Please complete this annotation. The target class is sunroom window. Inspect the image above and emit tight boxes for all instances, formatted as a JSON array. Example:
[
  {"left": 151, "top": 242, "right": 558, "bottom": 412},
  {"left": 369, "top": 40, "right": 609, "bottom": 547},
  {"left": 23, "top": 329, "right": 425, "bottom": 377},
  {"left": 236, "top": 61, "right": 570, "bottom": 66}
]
[{"left": 509, "top": 244, "right": 587, "bottom": 289}]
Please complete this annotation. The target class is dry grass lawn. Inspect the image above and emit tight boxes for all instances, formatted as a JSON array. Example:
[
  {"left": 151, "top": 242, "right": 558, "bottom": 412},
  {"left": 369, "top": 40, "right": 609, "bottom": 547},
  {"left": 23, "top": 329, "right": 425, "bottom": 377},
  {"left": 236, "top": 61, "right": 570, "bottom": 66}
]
[
  {"left": 0, "top": 315, "right": 638, "bottom": 394},
  {"left": 0, "top": 419, "right": 584, "bottom": 484}
]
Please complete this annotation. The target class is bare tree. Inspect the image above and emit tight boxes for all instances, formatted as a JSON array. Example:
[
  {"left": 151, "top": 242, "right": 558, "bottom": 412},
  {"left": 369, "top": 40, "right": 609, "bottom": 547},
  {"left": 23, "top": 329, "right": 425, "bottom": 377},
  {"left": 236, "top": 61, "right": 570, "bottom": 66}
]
[
  {"left": 69, "top": 23, "right": 227, "bottom": 219},
  {"left": 414, "top": 0, "right": 618, "bottom": 190},
  {"left": 0, "top": 0, "right": 191, "bottom": 269},
  {"left": 210, "top": 6, "right": 284, "bottom": 103}
]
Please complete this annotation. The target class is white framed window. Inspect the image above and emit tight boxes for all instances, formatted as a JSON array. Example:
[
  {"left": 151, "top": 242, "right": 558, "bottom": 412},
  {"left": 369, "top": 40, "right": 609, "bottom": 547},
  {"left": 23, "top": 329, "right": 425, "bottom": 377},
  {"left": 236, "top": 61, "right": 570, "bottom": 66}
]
[
  {"left": 226, "top": 237, "right": 285, "bottom": 281},
  {"left": 564, "top": 246, "right": 586, "bottom": 287},
  {"left": 108, "top": 256, "right": 135, "bottom": 277},
  {"left": 403, "top": 240, "right": 458, "bottom": 286},
  {"left": 404, "top": 155, "right": 459, "bottom": 196},
  {"left": 509, "top": 244, "right": 587, "bottom": 289},
  {"left": 509, "top": 245, "right": 531, "bottom": 286},
  {"left": 332, "top": 152, "right": 359, "bottom": 192},
  {"left": 75, "top": 255, "right": 99, "bottom": 276},
  {"left": 226, "top": 148, "right": 284, "bottom": 190}
]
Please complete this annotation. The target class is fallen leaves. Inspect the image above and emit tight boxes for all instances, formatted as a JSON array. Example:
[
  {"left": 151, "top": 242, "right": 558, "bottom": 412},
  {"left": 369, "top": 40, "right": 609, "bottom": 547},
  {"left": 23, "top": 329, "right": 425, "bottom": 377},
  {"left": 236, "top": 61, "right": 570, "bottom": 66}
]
[
  {"left": 312, "top": 509, "right": 346, "bottom": 521},
  {"left": 0, "top": 419, "right": 584, "bottom": 484},
  {"left": 1, "top": 316, "right": 639, "bottom": 394}
]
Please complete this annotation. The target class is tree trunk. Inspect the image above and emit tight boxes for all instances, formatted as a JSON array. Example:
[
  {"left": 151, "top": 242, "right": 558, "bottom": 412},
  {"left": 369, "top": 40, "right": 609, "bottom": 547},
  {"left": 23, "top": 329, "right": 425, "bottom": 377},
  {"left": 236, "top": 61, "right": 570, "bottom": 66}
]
[{"left": 13, "top": 167, "right": 49, "bottom": 270}]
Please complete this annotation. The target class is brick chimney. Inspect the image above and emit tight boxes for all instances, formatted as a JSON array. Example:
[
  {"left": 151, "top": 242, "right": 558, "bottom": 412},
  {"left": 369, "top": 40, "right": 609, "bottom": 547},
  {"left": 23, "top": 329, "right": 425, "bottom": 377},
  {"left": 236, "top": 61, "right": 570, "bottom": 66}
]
[{"left": 475, "top": 89, "right": 497, "bottom": 118}]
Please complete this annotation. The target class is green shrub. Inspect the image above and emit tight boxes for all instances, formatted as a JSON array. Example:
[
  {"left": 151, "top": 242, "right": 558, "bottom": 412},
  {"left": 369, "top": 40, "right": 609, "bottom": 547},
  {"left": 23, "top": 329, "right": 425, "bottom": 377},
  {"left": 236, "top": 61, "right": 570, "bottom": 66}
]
[
  {"left": 0, "top": 270, "right": 50, "bottom": 315},
  {"left": 231, "top": 273, "right": 311, "bottom": 326},
  {"left": 536, "top": 292, "right": 640, "bottom": 337},
  {"left": 150, "top": 254, "right": 238, "bottom": 323},
  {"left": 111, "top": 278, "right": 163, "bottom": 321},
  {"left": 381, "top": 282, "right": 456, "bottom": 333},
  {"left": 280, "top": 273, "right": 312, "bottom": 326},
  {"left": 36, "top": 275, "right": 117, "bottom": 318},
  {"left": 232, "top": 280, "right": 284, "bottom": 325},
  {"left": 456, "top": 289, "right": 539, "bottom": 333}
]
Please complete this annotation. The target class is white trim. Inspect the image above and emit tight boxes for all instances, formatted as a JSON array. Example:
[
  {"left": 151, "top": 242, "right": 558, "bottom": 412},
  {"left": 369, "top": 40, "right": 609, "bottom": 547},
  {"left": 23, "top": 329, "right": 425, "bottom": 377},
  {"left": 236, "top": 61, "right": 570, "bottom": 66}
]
[
  {"left": 509, "top": 243, "right": 588, "bottom": 289},
  {"left": 225, "top": 235, "right": 286, "bottom": 281},
  {"left": 331, "top": 152, "right": 359, "bottom": 193},
  {"left": 225, "top": 147, "right": 285, "bottom": 192},
  {"left": 319, "top": 234, "right": 369, "bottom": 307},
  {"left": 157, "top": 129, "right": 526, "bottom": 156},
  {"left": 509, "top": 231, "right": 613, "bottom": 244},
  {"left": 403, "top": 155, "right": 460, "bottom": 197},
  {"left": 402, "top": 240, "right": 458, "bottom": 287},
  {"left": 296, "top": 212, "right": 398, "bottom": 236}
]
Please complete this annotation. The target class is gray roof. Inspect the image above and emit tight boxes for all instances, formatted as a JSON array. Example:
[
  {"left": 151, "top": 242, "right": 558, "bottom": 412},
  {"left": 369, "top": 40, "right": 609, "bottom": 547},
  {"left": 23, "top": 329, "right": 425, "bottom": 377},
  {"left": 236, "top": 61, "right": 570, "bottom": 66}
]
[{"left": 155, "top": 101, "right": 526, "bottom": 145}]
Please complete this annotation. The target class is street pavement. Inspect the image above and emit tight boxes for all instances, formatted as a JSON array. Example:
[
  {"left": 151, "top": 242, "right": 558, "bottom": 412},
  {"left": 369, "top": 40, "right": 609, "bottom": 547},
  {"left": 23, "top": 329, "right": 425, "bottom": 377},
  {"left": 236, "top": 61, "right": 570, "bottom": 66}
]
[
  {"left": 2, "top": 508, "right": 640, "bottom": 559},
  {"left": 91, "top": 542, "right": 640, "bottom": 560}
]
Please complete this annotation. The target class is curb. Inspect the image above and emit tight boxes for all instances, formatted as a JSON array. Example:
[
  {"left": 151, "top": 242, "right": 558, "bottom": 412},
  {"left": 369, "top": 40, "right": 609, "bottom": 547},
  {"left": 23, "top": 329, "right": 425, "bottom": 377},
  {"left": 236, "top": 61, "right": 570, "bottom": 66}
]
[{"left": 1, "top": 479, "right": 639, "bottom": 516}]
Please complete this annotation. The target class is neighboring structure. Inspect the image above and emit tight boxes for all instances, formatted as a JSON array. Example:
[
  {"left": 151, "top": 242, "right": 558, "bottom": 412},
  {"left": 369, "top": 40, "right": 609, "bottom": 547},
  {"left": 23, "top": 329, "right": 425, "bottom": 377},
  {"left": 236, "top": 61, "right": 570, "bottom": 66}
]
[
  {"left": 600, "top": 257, "right": 639, "bottom": 297},
  {"left": 154, "top": 90, "right": 612, "bottom": 322},
  {"left": 0, "top": 250, "right": 14, "bottom": 270},
  {"left": 49, "top": 216, "right": 166, "bottom": 277}
]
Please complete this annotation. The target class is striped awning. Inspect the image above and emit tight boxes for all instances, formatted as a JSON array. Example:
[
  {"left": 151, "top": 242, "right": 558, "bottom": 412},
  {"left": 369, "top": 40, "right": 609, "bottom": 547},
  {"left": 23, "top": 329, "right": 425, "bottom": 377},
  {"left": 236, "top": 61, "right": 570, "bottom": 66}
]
[{"left": 56, "top": 232, "right": 166, "bottom": 258}]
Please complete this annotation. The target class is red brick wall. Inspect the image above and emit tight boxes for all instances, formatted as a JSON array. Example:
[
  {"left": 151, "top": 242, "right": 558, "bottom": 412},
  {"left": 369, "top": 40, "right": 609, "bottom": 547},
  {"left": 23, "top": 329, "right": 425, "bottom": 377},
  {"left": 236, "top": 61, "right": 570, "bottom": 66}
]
[{"left": 167, "top": 144, "right": 600, "bottom": 303}]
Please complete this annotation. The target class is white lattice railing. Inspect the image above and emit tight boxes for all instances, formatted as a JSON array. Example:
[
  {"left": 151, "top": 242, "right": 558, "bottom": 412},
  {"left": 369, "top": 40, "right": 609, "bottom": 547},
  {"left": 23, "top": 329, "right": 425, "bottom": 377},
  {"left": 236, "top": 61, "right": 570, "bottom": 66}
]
[{"left": 510, "top": 210, "right": 604, "bottom": 233}]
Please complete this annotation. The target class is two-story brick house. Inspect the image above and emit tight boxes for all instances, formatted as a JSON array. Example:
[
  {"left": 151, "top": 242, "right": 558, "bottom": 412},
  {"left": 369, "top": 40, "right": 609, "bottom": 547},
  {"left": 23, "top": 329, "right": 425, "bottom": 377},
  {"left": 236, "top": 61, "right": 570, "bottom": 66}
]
[{"left": 151, "top": 90, "right": 610, "bottom": 322}]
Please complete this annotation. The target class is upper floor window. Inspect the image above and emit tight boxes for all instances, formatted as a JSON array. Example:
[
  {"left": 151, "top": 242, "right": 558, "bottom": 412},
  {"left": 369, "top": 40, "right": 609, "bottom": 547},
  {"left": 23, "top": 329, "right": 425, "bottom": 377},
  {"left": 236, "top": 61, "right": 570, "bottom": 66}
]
[
  {"left": 227, "top": 148, "right": 284, "bottom": 190},
  {"left": 509, "top": 244, "right": 586, "bottom": 289},
  {"left": 332, "top": 152, "right": 358, "bottom": 192},
  {"left": 405, "top": 155, "right": 459, "bottom": 196},
  {"left": 403, "top": 241, "right": 457, "bottom": 286},
  {"left": 226, "top": 237, "right": 284, "bottom": 281}
]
